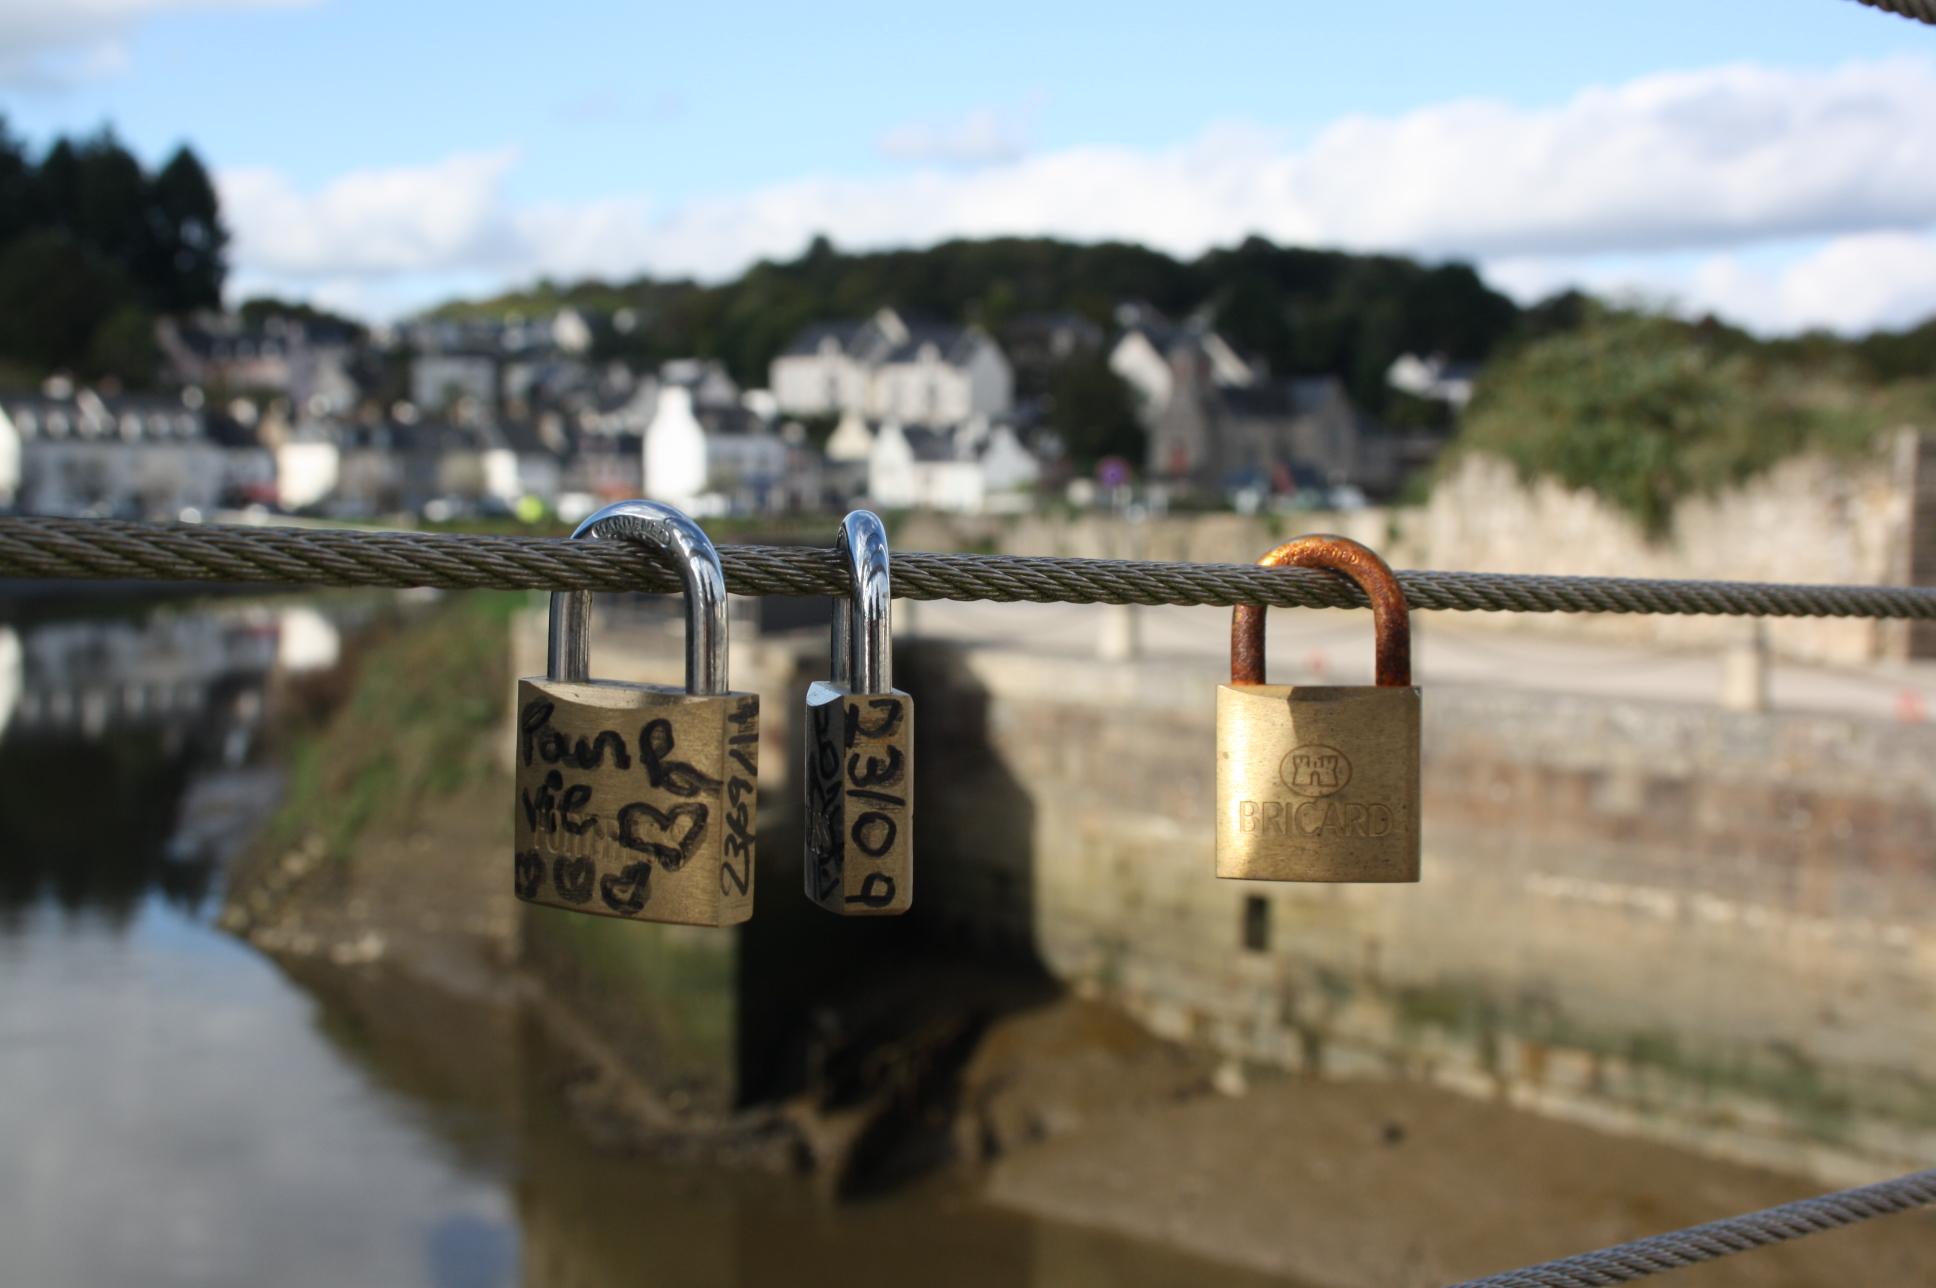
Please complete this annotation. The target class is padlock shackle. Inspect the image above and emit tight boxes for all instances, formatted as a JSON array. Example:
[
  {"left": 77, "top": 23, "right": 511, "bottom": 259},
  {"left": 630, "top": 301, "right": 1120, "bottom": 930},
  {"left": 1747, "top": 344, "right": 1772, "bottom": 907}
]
[
  {"left": 547, "top": 499, "right": 729, "bottom": 695},
  {"left": 830, "top": 509, "right": 892, "bottom": 694},
  {"left": 1231, "top": 534, "right": 1411, "bottom": 688}
]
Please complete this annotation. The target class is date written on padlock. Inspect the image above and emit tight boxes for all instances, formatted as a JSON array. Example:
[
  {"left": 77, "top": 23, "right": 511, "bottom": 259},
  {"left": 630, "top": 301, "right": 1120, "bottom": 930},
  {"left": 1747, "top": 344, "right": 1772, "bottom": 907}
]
[
  {"left": 804, "top": 511, "right": 914, "bottom": 916},
  {"left": 513, "top": 500, "right": 759, "bottom": 927},
  {"left": 1216, "top": 534, "right": 1420, "bottom": 883}
]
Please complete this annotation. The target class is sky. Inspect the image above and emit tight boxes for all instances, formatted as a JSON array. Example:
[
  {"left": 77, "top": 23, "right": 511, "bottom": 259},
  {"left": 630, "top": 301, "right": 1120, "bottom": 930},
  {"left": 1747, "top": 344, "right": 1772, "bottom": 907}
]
[{"left": 2, "top": 0, "right": 1934, "bottom": 332}]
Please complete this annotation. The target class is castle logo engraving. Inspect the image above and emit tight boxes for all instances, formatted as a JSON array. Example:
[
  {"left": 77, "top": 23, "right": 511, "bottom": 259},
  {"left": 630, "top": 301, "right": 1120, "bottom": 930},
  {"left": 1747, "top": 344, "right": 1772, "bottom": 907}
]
[{"left": 1280, "top": 744, "right": 1352, "bottom": 797}]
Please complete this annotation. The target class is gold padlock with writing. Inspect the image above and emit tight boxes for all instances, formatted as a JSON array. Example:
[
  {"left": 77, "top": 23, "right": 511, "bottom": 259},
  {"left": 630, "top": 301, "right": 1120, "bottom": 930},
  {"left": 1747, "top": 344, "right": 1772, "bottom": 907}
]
[
  {"left": 1216, "top": 535, "right": 1419, "bottom": 882},
  {"left": 803, "top": 510, "right": 914, "bottom": 915},
  {"left": 514, "top": 500, "right": 759, "bottom": 926}
]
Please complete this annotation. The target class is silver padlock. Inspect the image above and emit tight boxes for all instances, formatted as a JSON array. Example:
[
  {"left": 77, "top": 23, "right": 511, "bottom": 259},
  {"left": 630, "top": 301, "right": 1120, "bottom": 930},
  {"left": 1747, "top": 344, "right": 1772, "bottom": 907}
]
[
  {"left": 803, "top": 510, "right": 914, "bottom": 915},
  {"left": 514, "top": 500, "right": 759, "bottom": 927}
]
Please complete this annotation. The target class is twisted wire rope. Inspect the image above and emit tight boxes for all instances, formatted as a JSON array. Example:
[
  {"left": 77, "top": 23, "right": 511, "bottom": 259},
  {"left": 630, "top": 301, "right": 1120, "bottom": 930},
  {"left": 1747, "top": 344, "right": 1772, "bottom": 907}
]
[
  {"left": 6, "top": 508, "right": 1936, "bottom": 1285},
  {"left": 4, "top": 0, "right": 1928, "bottom": 1270},
  {"left": 1457, "top": 1169, "right": 1936, "bottom": 1286},
  {"left": 1854, "top": 0, "right": 1936, "bottom": 22},
  {"left": 2, "top": 517, "right": 1934, "bottom": 619}
]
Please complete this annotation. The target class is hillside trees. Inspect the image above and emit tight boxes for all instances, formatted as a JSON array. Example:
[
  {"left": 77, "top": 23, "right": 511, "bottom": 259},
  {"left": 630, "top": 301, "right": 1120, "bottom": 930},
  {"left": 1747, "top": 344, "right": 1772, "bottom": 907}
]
[
  {"left": 0, "top": 121, "right": 227, "bottom": 382},
  {"left": 434, "top": 234, "right": 1520, "bottom": 414}
]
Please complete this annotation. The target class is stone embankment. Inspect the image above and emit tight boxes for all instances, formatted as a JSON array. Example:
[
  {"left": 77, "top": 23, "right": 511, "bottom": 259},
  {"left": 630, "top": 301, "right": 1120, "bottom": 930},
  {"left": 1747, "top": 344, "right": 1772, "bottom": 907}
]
[{"left": 221, "top": 569, "right": 1936, "bottom": 1285}]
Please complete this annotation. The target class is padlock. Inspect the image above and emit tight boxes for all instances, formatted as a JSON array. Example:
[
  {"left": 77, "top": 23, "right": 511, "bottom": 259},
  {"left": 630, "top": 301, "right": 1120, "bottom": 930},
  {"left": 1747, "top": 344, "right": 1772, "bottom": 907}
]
[
  {"left": 1216, "top": 534, "right": 1419, "bottom": 883},
  {"left": 513, "top": 500, "right": 759, "bottom": 926},
  {"left": 803, "top": 510, "right": 914, "bottom": 915}
]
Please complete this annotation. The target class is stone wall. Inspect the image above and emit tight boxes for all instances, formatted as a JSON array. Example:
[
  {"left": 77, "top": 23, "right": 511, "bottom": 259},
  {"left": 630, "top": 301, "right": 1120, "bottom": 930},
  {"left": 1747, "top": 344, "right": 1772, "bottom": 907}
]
[
  {"left": 896, "top": 427, "right": 1936, "bottom": 665},
  {"left": 502, "top": 531, "right": 1935, "bottom": 1177},
  {"left": 900, "top": 638, "right": 1936, "bottom": 1183}
]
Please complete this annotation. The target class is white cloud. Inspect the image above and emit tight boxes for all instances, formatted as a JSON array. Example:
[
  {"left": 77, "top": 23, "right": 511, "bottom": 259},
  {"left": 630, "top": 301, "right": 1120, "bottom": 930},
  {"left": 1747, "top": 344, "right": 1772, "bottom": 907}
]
[
  {"left": 0, "top": 0, "right": 308, "bottom": 89},
  {"left": 218, "top": 149, "right": 522, "bottom": 277},
  {"left": 877, "top": 106, "right": 1032, "bottom": 167},
  {"left": 1484, "top": 230, "right": 1936, "bottom": 335},
  {"left": 219, "top": 58, "right": 1936, "bottom": 331},
  {"left": 1691, "top": 231, "right": 1936, "bottom": 333}
]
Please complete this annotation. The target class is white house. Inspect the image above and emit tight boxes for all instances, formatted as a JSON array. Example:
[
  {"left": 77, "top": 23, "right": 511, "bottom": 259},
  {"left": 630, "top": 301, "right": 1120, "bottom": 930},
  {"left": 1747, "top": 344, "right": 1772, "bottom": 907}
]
[
  {"left": 770, "top": 308, "right": 1013, "bottom": 426},
  {"left": 1109, "top": 309, "right": 1258, "bottom": 422},
  {"left": 275, "top": 421, "right": 341, "bottom": 511},
  {"left": 866, "top": 419, "right": 1040, "bottom": 514},
  {"left": 642, "top": 386, "right": 709, "bottom": 507},
  {"left": 0, "top": 404, "right": 19, "bottom": 507},
  {"left": 824, "top": 408, "right": 874, "bottom": 464},
  {"left": 642, "top": 385, "right": 794, "bottom": 515},
  {"left": 0, "top": 388, "right": 225, "bottom": 519},
  {"left": 1387, "top": 352, "right": 1478, "bottom": 410},
  {"left": 551, "top": 308, "right": 594, "bottom": 355}
]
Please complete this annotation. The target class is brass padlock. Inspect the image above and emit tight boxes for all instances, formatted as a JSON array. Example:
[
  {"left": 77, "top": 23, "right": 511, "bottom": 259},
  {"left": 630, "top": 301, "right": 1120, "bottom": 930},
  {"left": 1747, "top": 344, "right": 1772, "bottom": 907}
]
[
  {"left": 803, "top": 510, "right": 914, "bottom": 915},
  {"left": 1216, "top": 535, "right": 1419, "bottom": 883},
  {"left": 514, "top": 500, "right": 759, "bottom": 926}
]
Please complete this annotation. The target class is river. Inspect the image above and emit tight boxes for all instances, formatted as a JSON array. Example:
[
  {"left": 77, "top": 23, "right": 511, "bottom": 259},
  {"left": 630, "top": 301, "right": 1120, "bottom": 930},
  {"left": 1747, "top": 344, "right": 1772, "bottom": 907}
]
[{"left": 0, "top": 597, "right": 1292, "bottom": 1288}]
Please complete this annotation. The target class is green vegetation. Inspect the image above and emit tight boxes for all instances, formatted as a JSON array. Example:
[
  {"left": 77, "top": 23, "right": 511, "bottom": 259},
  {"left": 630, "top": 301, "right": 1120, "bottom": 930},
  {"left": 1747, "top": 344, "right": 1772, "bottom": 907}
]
[
  {"left": 1384, "top": 971, "right": 1936, "bottom": 1144},
  {"left": 1458, "top": 306, "right": 1936, "bottom": 534},
  {"left": 262, "top": 592, "right": 524, "bottom": 862},
  {"left": 1047, "top": 352, "right": 1143, "bottom": 468},
  {"left": 237, "top": 294, "right": 367, "bottom": 338},
  {"left": 429, "top": 233, "right": 1523, "bottom": 416},
  {"left": 0, "top": 121, "right": 225, "bottom": 383}
]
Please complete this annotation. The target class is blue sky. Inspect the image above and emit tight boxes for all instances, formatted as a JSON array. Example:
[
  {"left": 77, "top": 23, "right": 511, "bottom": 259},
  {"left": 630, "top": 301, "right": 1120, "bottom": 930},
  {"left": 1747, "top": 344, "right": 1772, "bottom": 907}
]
[{"left": 4, "top": 0, "right": 1934, "bottom": 328}]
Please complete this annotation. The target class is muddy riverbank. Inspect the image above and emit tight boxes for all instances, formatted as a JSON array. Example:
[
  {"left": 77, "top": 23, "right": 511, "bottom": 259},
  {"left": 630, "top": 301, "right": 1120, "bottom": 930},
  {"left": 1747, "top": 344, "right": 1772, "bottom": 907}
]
[
  {"left": 0, "top": 592, "right": 1299, "bottom": 1288},
  {"left": 219, "top": 596, "right": 1935, "bottom": 1286}
]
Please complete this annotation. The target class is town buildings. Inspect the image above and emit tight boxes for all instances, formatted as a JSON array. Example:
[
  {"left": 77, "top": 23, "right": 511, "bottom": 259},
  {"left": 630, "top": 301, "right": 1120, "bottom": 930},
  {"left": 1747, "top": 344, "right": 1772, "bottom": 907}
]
[
  {"left": 1113, "top": 306, "right": 1403, "bottom": 502},
  {"left": 770, "top": 308, "right": 1014, "bottom": 425},
  {"left": 1108, "top": 305, "right": 1260, "bottom": 420},
  {"left": 2, "top": 291, "right": 1417, "bottom": 521},
  {"left": 158, "top": 314, "right": 361, "bottom": 417},
  {"left": 866, "top": 418, "right": 1041, "bottom": 513},
  {"left": 0, "top": 386, "right": 238, "bottom": 519}
]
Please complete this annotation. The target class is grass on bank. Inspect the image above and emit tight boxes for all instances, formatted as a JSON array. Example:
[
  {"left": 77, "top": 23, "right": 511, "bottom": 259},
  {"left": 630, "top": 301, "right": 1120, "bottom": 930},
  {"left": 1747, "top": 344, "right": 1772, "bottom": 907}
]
[{"left": 259, "top": 591, "right": 523, "bottom": 864}]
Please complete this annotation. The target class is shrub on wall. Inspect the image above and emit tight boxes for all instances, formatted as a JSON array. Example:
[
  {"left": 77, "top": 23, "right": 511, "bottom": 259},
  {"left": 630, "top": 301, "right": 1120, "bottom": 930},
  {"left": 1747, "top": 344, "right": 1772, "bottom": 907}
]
[{"left": 1458, "top": 306, "right": 1933, "bottom": 535}]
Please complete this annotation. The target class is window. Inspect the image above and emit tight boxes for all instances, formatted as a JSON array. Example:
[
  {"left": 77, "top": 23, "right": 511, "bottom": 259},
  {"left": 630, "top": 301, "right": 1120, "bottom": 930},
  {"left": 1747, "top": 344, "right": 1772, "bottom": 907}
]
[{"left": 1242, "top": 895, "right": 1270, "bottom": 953}]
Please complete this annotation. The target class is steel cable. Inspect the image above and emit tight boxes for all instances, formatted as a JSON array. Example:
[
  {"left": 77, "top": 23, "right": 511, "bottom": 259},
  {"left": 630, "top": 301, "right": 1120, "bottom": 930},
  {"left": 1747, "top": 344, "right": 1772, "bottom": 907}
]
[
  {"left": 1854, "top": 0, "right": 1936, "bottom": 23},
  {"left": 2, "top": 516, "right": 1935, "bottom": 619},
  {"left": 1456, "top": 1168, "right": 1936, "bottom": 1286}
]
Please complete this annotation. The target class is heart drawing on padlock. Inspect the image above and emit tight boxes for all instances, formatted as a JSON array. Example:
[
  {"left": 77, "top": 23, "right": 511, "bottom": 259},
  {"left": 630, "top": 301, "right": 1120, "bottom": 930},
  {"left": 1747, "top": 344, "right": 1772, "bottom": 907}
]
[
  {"left": 599, "top": 861, "right": 652, "bottom": 916},
  {"left": 552, "top": 854, "right": 596, "bottom": 903},
  {"left": 513, "top": 849, "right": 545, "bottom": 900},
  {"left": 618, "top": 801, "right": 709, "bottom": 871}
]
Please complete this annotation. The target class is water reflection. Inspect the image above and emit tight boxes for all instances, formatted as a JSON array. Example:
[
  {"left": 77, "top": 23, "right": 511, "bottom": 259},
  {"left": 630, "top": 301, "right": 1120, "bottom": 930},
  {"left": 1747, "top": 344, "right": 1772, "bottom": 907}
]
[
  {"left": 0, "top": 600, "right": 1290, "bottom": 1288},
  {"left": 0, "top": 599, "right": 522, "bottom": 1288},
  {"left": 0, "top": 606, "right": 306, "bottom": 922}
]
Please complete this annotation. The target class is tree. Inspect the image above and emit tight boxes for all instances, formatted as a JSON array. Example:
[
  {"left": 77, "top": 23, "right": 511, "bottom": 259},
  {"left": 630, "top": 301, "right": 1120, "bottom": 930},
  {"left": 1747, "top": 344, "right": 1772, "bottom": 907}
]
[
  {"left": 1048, "top": 354, "right": 1144, "bottom": 470},
  {"left": 238, "top": 294, "right": 363, "bottom": 337},
  {"left": 32, "top": 138, "right": 81, "bottom": 231},
  {"left": 0, "top": 119, "right": 32, "bottom": 247},
  {"left": 143, "top": 146, "right": 226, "bottom": 312},
  {"left": 86, "top": 303, "right": 160, "bottom": 385},
  {"left": 0, "top": 230, "right": 135, "bottom": 373},
  {"left": 0, "top": 128, "right": 231, "bottom": 378},
  {"left": 72, "top": 131, "right": 148, "bottom": 274}
]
